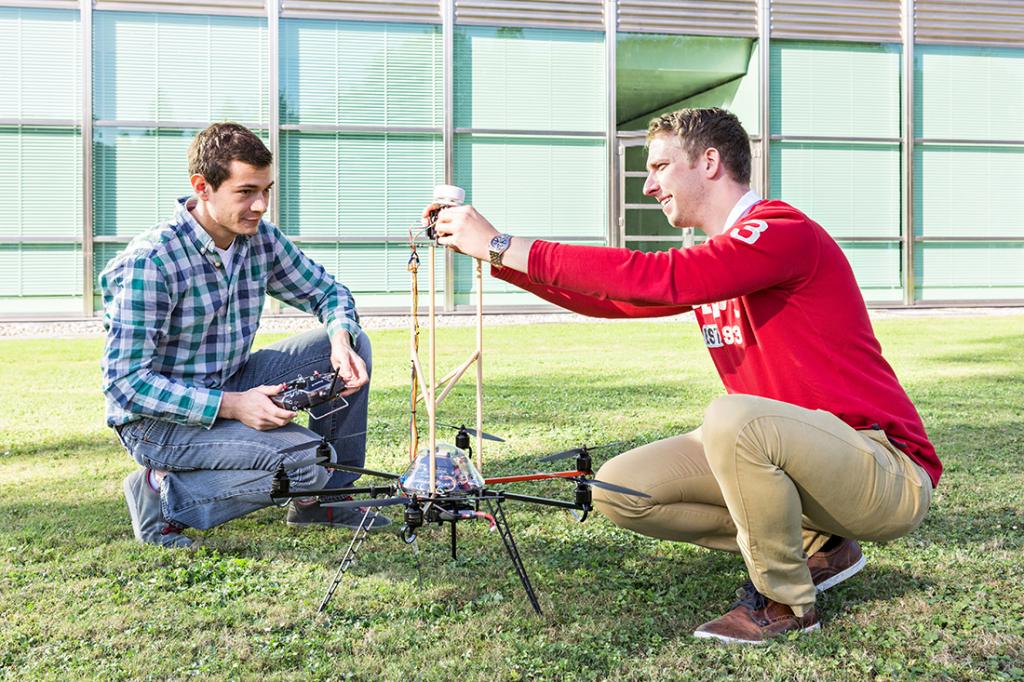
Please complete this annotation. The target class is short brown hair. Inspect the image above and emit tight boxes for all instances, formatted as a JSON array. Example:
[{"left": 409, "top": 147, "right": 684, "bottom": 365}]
[
  {"left": 647, "top": 108, "right": 751, "bottom": 185},
  {"left": 188, "top": 122, "right": 272, "bottom": 190}
]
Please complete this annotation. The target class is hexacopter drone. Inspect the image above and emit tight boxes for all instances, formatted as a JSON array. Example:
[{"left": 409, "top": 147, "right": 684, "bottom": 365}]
[{"left": 265, "top": 186, "right": 647, "bottom": 615}]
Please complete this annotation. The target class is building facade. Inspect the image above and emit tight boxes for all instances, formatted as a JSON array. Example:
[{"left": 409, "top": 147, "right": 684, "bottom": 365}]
[{"left": 1, "top": 0, "right": 1022, "bottom": 316}]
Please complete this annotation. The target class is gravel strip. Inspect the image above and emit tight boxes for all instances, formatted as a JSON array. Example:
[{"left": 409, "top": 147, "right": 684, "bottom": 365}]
[{"left": 0, "top": 307, "right": 1021, "bottom": 339}]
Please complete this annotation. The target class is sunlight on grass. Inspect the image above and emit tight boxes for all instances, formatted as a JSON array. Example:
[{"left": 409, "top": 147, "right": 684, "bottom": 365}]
[{"left": 1, "top": 317, "right": 1022, "bottom": 680}]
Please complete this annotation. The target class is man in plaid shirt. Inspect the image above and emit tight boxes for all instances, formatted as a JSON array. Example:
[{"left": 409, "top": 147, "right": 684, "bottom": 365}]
[{"left": 101, "top": 122, "right": 389, "bottom": 548}]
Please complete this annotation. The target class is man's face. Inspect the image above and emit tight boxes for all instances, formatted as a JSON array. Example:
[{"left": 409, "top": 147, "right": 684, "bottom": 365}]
[
  {"left": 643, "top": 133, "right": 706, "bottom": 229},
  {"left": 197, "top": 160, "right": 273, "bottom": 240}
]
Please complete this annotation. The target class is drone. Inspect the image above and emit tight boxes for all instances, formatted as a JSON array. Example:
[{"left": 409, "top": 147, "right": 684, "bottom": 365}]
[{"left": 264, "top": 185, "right": 648, "bottom": 615}]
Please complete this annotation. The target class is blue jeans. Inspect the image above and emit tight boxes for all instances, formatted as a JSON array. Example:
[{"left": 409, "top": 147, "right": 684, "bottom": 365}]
[{"left": 116, "top": 329, "right": 372, "bottom": 530}]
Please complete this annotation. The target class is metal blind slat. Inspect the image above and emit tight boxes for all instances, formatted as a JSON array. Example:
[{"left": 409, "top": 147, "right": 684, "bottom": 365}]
[
  {"left": 95, "top": 0, "right": 265, "bottom": 15},
  {"left": 455, "top": 0, "right": 603, "bottom": 29},
  {"left": 280, "top": 0, "right": 441, "bottom": 22},
  {"left": 771, "top": 0, "right": 901, "bottom": 42},
  {"left": 916, "top": 0, "right": 1024, "bottom": 46},
  {"left": 617, "top": 0, "right": 756, "bottom": 36}
]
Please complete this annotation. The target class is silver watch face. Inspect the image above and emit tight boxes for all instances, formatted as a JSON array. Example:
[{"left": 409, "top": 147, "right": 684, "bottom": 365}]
[{"left": 489, "top": 233, "right": 512, "bottom": 252}]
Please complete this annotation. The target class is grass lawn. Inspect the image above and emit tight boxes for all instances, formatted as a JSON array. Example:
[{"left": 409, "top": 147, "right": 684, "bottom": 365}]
[{"left": 1, "top": 316, "right": 1022, "bottom": 680}]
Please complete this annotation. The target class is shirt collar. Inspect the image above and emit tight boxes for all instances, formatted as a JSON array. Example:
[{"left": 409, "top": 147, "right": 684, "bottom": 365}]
[
  {"left": 175, "top": 195, "right": 249, "bottom": 257},
  {"left": 722, "top": 189, "right": 762, "bottom": 232}
]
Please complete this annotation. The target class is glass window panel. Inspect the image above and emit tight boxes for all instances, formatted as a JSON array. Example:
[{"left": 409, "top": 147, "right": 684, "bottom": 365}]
[
  {"left": 624, "top": 176, "right": 659, "bottom": 206},
  {"left": 280, "top": 20, "right": 442, "bottom": 127},
  {"left": 0, "top": 244, "right": 82, "bottom": 296},
  {"left": 915, "top": 242, "right": 1024, "bottom": 301},
  {"left": 92, "top": 127, "right": 196, "bottom": 239},
  {"left": 0, "top": 8, "right": 81, "bottom": 121},
  {"left": 770, "top": 41, "right": 901, "bottom": 139},
  {"left": 770, "top": 142, "right": 901, "bottom": 239},
  {"left": 0, "top": 126, "right": 82, "bottom": 239},
  {"left": 915, "top": 46, "right": 1024, "bottom": 141},
  {"left": 914, "top": 145, "right": 1024, "bottom": 238},
  {"left": 453, "top": 135, "right": 607, "bottom": 239},
  {"left": 288, "top": 242, "right": 444, "bottom": 295},
  {"left": 93, "top": 12, "right": 268, "bottom": 125},
  {"left": 278, "top": 131, "right": 443, "bottom": 239},
  {"left": 836, "top": 241, "right": 903, "bottom": 292},
  {"left": 624, "top": 210, "right": 679, "bottom": 238},
  {"left": 454, "top": 26, "right": 606, "bottom": 132}
]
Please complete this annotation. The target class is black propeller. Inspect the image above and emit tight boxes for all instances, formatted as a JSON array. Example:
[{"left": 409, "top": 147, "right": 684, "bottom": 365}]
[
  {"left": 577, "top": 477, "right": 650, "bottom": 498},
  {"left": 329, "top": 463, "right": 401, "bottom": 480},
  {"left": 538, "top": 441, "right": 628, "bottom": 463},
  {"left": 436, "top": 422, "right": 506, "bottom": 443}
]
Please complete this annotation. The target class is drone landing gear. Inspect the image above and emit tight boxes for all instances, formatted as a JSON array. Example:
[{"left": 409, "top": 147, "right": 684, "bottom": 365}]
[
  {"left": 318, "top": 506, "right": 381, "bottom": 613},
  {"left": 486, "top": 498, "right": 542, "bottom": 615}
]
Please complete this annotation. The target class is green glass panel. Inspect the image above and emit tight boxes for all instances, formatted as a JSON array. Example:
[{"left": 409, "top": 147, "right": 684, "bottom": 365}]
[
  {"left": 0, "top": 126, "right": 82, "bottom": 239},
  {"left": 0, "top": 243, "right": 82, "bottom": 296},
  {"left": 453, "top": 135, "right": 606, "bottom": 238},
  {"left": 280, "top": 20, "right": 442, "bottom": 127},
  {"left": 93, "top": 12, "right": 268, "bottom": 124},
  {"left": 278, "top": 131, "right": 442, "bottom": 239},
  {"left": 454, "top": 27, "right": 606, "bottom": 132},
  {"left": 92, "top": 127, "right": 196, "bottom": 238},
  {"left": 836, "top": 241, "right": 902, "bottom": 291},
  {"left": 624, "top": 210, "right": 678, "bottom": 237},
  {"left": 915, "top": 46, "right": 1024, "bottom": 140},
  {"left": 914, "top": 242, "right": 1024, "bottom": 300},
  {"left": 770, "top": 42, "right": 901, "bottom": 138},
  {"left": 914, "top": 145, "right": 1023, "bottom": 238},
  {"left": 770, "top": 142, "right": 901, "bottom": 238},
  {"left": 93, "top": 241, "right": 127, "bottom": 290},
  {"left": 452, "top": 134, "right": 606, "bottom": 295},
  {"left": 618, "top": 36, "right": 759, "bottom": 136},
  {"left": 622, "top": 239, "right": 687, "bottom": 253},
  {"left": 624, "top": 145, "right": 649, "bottom": 171},
  {"left": 293, "top": 242, "right": 444, "bottom": 295},
  {"left": 0, "top": 8, "right": 80, "bottom": 121},
  {"left": 624, "top": 176, "right": 659, "bottom": 205}
]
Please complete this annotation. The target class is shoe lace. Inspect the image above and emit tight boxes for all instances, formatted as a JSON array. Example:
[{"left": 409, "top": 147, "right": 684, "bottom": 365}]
[{"left": 733, "top": 580, "right": 768, "bottom": 612}]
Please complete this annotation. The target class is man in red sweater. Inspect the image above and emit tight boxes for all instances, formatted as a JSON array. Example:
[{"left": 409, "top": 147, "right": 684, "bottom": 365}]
[{"left": 430, "top": 107, "right": 939, "bottom": 644}]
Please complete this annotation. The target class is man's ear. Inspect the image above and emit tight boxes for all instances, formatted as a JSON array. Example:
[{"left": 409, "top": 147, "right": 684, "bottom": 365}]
[
  {"left": 703, "top": 148, "right": 722, "bottom": 178},
  {"left": 190, "top": 173, "right": 210, "bottom": 199}
]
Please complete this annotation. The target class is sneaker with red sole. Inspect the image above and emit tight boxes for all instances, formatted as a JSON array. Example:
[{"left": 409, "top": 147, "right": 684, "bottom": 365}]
[{"left": 123, "top": 468, "right": 193, "bottom": 548}]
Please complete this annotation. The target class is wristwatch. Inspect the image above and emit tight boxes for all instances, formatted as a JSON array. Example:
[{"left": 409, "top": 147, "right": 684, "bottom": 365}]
[{"left": 488, "top": 233, "right": 513, "bottom": 267}]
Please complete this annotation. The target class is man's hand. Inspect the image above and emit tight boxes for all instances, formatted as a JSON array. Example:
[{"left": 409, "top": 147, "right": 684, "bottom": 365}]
[
  {"left": 219, "top": 385, "right": 297, "bottom": 431},
  {"left": 423, "top": 203, "right": 532, "bottom": 273},
  {"left": 423, "top": 204, "right": 498, "bottom": 261},
  {"left": 330, "top": 332, "right": 368, "bottom": 397}
]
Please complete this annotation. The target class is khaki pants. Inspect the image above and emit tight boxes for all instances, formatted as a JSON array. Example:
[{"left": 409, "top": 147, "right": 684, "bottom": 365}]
[{"left": 592, "top": 394, "right": 932, "bottom": 614}]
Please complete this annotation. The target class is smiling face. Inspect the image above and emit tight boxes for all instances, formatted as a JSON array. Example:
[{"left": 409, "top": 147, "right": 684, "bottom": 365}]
[
  {"left": 190, "top": 160, "right": 273, "bottom": 248},
  {"left": 642, "top": 133, "right": 708, "bottom": 230}
]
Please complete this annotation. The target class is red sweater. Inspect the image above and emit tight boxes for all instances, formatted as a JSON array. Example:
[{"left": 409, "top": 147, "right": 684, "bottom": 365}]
[{"left": 494, "top": 199, "right": 941, "bottom": 487}]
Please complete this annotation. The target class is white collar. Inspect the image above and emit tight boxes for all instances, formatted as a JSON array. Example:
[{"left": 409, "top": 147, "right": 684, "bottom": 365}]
[{"left": 722, "top": 189, "right": 761, "bottom": 232}]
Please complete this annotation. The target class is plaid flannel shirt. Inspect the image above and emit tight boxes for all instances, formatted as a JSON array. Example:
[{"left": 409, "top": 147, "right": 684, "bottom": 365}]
[{"left": 101, "top": 196, "right": 361, "bottom": 428}]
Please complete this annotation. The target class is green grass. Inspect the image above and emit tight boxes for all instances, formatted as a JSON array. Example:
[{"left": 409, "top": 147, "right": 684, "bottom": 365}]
[{"left": 1, "top": 316, "right": 1022, "bottom": 681}]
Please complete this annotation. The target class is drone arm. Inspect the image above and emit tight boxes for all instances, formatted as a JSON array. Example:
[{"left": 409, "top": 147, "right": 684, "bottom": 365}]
[
  {"left": 270, "top": 484, "right": 395, "bottom": 500},
  {"left": 483, "top": 490, "right": 583, "bottom": 511},
  {"left": 484, "top": 471, "right": 588, "bottom": 485}
]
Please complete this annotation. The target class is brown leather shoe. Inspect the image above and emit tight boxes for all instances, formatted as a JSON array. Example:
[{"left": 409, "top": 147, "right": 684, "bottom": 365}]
[
  {"left": 808, "top": 537, "right": 866, "bottom": 592},
  {"left": 693, "top": 586, "right": 820, "bottom": 644}
]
